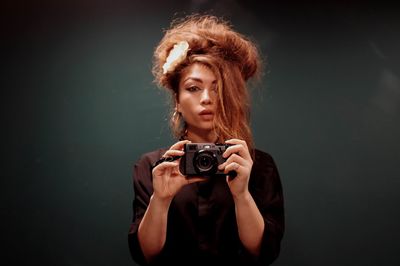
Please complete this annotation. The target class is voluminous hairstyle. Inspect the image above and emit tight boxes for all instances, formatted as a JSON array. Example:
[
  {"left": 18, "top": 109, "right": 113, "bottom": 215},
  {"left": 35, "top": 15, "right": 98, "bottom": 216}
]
[{"left": 152, "top": 14, "right": 262, "bottom": 154}]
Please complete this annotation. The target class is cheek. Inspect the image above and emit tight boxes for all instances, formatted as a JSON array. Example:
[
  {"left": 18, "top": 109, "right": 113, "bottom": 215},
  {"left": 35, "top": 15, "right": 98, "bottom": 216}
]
[
  {"left": 179, "top": 102, "right": 190, "bottom": 116},
  {"left": 178, "top": 95, "right": 194, "bottom": 114},
  {"left": 179, "top": 98, "right": 195, "bottom": 118},
  {"left": 176, "top": 94, "right": 184, "bottom": 113}
]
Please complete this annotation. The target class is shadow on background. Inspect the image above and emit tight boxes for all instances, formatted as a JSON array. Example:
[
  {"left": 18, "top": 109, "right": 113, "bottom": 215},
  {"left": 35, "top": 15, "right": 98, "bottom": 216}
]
[{"left": 2, "top": 1, "right": 400, "bottom": 265}]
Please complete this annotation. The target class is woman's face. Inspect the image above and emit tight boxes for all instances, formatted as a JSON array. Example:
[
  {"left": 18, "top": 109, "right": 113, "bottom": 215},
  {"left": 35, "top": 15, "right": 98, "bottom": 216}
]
[{"left": 177, "top": 63, "right": 218, "bottom": 133}]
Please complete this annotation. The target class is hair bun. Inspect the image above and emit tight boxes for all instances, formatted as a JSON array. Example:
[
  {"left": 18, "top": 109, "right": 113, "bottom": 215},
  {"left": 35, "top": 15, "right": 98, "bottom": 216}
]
[{"left": 153, "top": 14, "right": 261, "bottom": 86}]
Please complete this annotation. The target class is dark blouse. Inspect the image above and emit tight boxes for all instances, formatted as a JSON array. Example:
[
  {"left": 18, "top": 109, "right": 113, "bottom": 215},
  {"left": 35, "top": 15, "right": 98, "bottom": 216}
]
[{"left": 128, "top": 148, "right": 284, "bottom": 266}]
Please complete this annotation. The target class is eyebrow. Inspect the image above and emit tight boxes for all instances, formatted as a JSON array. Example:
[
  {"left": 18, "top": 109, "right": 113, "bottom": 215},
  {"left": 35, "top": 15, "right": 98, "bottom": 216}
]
[{"left": 182, "top": 77, "right": 217, "bottom": 84}]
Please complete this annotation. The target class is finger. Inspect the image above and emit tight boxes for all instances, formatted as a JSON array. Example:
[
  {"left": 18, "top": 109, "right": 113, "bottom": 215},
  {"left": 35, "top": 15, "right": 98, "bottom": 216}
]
[
  {"left": 163, "top": 150, "right": 184, "bottom": 158},
  {"left": 218, "top": 153, "right": 246, "bottom": 170},
  {"left": 169, "top": 140, "right": 192, "bottom": 151},
  {"left": 152, "top": 161, "right": 179, "bottom": 173},
  {"left": 224, "top": 162, "right": 241, "bottom": 174},
  {"left": 225, "top": 138, "right": 248, "bottom": 148},
  {"left": 226, "top": 172, "right": 237, "bottom": 182},
  {"left": 223, "top": 144, "right": 251, "bottom": 161},
  {"left": 186, "top": 176, "right": 209, "bottom": 184},
  {"left": 218, "top": 162, "right": 225, "bottom": 171},
  {"left": 226, "top": 153, "right": 247, "bottom": 165}
]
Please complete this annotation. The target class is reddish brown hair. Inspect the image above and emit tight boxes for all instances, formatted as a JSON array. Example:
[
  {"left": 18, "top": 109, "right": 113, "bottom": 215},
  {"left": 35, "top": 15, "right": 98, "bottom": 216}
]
[{"left": 152, "top": 14, "right": 262, "bottom": 154}]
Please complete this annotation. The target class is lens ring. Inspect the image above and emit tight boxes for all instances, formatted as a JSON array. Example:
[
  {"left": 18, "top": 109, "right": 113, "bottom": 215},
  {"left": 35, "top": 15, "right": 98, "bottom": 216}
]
[{"left": 193, "top": 150, "right": 217, "bottom": 174}]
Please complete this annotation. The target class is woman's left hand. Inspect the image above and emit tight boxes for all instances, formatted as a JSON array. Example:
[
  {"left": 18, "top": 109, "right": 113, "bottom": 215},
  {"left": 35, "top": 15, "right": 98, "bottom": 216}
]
[{"left": 218, "top": 139, "right": 253, "bottom": 198}]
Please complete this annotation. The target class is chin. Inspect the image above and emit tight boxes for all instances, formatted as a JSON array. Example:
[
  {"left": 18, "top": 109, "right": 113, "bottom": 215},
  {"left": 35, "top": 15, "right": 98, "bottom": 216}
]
[
  {"left": 199, "top": 123, "right": 214, "bottom": 130},
  {"left": 191, "top": 125, "right": 214, "bottom": 132},
  {"left": 187, "top": 120, "right": 214, "bottom": 131}
]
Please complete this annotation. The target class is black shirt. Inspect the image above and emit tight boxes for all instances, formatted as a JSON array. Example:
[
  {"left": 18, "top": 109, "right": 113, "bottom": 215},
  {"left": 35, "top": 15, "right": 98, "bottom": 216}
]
[{"left": 128, "top": 148, "right": 284, "bottom": 266}]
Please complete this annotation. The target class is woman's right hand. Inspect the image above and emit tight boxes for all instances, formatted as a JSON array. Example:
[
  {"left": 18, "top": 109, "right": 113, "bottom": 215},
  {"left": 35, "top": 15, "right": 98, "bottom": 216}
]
[{"left": 151, "top": 140, "right": 204, "bottom": 201}]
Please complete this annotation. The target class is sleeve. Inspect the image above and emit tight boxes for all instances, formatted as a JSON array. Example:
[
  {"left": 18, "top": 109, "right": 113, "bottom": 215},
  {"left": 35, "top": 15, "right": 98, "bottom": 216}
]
[
  {"left": 127, "top": 152, "right": 157, "bottom": 266},
  {"left": 246, "top": 151, "right": 285, "bottom": 265}
]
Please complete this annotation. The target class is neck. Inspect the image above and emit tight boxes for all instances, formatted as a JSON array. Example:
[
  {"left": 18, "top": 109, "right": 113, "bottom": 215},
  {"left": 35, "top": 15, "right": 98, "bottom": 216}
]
[{"left": 186, "top": 127, "right": 218, "bottom": 143}]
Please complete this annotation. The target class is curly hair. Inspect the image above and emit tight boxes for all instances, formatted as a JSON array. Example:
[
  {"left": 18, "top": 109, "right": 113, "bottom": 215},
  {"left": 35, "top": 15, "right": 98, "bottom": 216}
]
[{"left": 152, "top": 14, "right": 262, "bottom": 153}]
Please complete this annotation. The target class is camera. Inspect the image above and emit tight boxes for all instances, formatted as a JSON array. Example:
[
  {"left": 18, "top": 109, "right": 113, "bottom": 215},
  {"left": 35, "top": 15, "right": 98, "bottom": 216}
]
[{"left": 179, "top": 143, "right": 231, "bottom": 177}]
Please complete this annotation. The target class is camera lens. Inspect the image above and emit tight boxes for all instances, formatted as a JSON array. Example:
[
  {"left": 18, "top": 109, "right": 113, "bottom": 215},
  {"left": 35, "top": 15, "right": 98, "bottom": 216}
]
[{"left": 193, "top": 150, "right": 217, "bottom": 175}]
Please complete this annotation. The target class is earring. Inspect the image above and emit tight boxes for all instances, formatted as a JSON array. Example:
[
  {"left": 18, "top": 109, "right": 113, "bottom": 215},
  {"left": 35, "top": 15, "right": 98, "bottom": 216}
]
[
  {"left": 172, "top": 110, "right": 180, "bottom": 121},
  {"left": 179, "top": 125, "right": 188, "bottom": 141}
]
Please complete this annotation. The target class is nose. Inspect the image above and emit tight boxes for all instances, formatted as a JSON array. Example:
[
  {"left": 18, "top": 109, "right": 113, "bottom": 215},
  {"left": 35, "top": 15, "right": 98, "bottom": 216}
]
[{"left": 200, "top": 88, "right": 212, "bottom": 105}]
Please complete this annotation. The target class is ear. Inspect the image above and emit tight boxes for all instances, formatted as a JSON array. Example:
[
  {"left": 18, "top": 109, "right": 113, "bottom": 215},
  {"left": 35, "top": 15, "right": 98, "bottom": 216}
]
[
  {"left": 176, "top": 102, "right": 181, "bottom": 113},
  {"left": 175, "top": 93, "right": 181, "bottom": 112}
]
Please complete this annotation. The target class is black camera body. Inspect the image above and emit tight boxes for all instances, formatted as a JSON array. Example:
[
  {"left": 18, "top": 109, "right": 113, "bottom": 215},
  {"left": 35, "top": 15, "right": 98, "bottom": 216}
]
[{"left": 180, "top": 143, "right": 231, "bottom": 177}]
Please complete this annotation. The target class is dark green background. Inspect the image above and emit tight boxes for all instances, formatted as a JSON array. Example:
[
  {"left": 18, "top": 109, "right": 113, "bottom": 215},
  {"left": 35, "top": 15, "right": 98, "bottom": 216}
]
[{"left": 2, "top": 1, "right": 400, "bottom": 265}]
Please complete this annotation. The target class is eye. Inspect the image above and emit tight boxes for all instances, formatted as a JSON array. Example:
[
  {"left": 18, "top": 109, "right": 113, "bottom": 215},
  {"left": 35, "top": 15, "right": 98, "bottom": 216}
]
[{"left": 186, "top": 86, "right": 201, "bottom": 92}]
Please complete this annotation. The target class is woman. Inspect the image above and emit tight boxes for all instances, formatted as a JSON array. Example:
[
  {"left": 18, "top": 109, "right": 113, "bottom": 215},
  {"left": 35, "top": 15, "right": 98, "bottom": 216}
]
[{"left": 128, "top": 14, "right": 284, "bottom": 266}]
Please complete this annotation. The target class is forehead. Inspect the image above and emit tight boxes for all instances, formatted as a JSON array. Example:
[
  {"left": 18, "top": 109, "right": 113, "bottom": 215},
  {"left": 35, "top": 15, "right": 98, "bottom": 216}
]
[{"left": 180, "top": 63, "right": 216, "bottom": 84}]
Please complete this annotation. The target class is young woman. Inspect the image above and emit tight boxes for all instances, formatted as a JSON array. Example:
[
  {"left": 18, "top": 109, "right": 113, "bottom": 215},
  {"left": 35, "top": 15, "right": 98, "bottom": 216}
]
[{"left": 128, "top": 14, "right": 284, "bottom": 266}]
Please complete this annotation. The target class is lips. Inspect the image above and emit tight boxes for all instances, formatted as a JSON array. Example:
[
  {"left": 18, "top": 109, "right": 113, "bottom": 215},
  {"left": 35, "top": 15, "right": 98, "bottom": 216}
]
[
  {"left": 199, "top": 109, "right": 214, "bottom": 120},
  {"left": 199, "top": 109, "right": 213, "bottom": 115}
]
